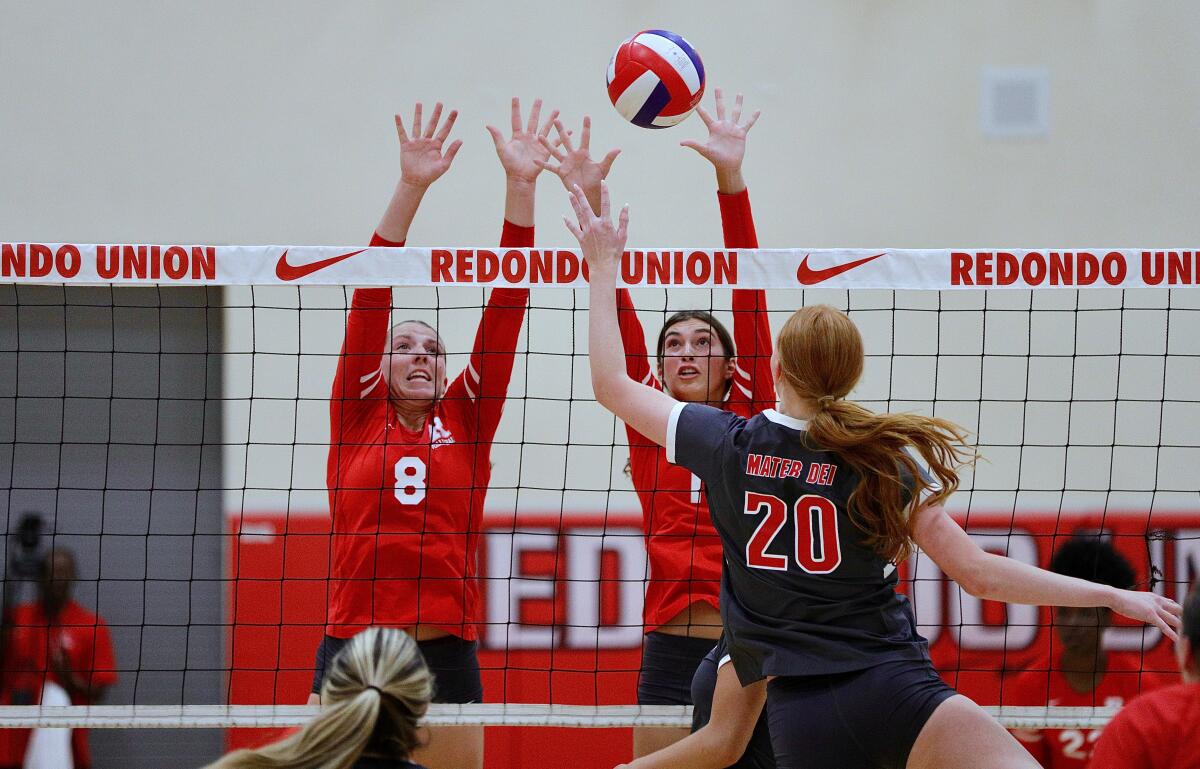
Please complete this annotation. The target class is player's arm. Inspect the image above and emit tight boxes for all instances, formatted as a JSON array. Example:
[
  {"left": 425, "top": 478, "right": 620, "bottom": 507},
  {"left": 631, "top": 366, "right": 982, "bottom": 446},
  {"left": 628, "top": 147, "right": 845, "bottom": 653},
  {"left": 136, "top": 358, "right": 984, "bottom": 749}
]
[
  {"left": 538, "top": 117, "right": 653, "bottom": 385},
  {"left": 570, "top": 182, "right": 676, "bottom": 446},
  {"left": 682, "top": 89, "right": 774, "bottom": 410},
  {"left": 453, "top": 98, "right": 560, "bottom": 439},
  {"left": 616, "top": 664, "right": 767, "bottom": 769},
  {"left": 911, "top": 503, "right": 1183, "bottom": 639},
  {"left": 336, "top": 104, "right": 463, "bottom": 400},
  {"left": 376, "top": 102, "right": 461, "bottom": 242}
]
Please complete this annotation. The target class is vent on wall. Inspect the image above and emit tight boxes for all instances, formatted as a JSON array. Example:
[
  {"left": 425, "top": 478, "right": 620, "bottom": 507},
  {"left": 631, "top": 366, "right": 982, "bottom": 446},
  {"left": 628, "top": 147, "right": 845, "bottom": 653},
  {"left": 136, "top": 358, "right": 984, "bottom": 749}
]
[{"left": 981, "top": 67, "right": 1050, "bottom": 138}]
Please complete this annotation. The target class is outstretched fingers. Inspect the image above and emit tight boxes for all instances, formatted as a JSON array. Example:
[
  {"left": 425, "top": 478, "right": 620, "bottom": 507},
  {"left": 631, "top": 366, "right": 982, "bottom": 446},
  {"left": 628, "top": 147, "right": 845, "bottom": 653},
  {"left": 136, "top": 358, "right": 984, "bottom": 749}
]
[
  {"left": 732, "top": 93, "right": 743, "bottom": 123},
  {"left": 537, "top": 136, "right": 566, "bottom": 163},
  {"left": 567, "top": 184, "right": 591, "bottom": 228},
  {"left": 510, "top": 96, "right": 521, "bottom": 135},
  {"left": 581, "top": 116, "right": 592, "bottom": 151},
  {"left": 526, "top": 98, "right": 542, "bottom": 135},
  {"left": 598, "top": 179, "right": 611, "bottom": 220},
  {"left": 443, "top": 139, "right": 463, "bottom": 164},
  {"left": 743, "top": 109, "right": 761, "bottom": 132},
  {"left": 616, "top": 203, "right": 630, "bottom": 242},
  {"left": 713, "top": 87, "right": 725, "bottom": 121},
  {"left": 554, "top": 119, "right": 576, "bottom": 154},
  {"left": 434, "top": 109, "right": 458, "bottom": 143},
  {"left": 539, "top": 108, "right": 560, "bottom": 139},
  {"left": 424, "top": 103, "right": 443, "bottom": 138},
  {"left": 413, "top": 102, "right": 424, "bottom": 139},
  {"left": 394, "top": 114, "right": 409, "bottom": 142},
  {"left": 695, "top": 105, "right": 715, "bottom": 129},
  {"left": 485, "top": 124, "right": 505, "bottom": 152},
  {"left": 599, "top": 147, "right": 621, "bottom": 175}
]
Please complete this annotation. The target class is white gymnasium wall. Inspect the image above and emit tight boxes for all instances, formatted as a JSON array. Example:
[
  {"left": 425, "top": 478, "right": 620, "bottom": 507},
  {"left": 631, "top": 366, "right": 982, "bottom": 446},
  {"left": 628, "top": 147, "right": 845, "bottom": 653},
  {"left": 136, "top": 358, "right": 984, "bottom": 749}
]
[{"left": 3, "top": 1, "right": 1199, "bottom": 520}]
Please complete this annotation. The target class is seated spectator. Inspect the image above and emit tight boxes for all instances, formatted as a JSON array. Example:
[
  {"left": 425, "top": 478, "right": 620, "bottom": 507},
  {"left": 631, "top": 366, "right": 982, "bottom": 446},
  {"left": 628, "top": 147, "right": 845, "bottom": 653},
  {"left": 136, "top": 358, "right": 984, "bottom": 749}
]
[
  {"left": 1005, "top": 535, "right": 1170, "bottom": 768},
  {"left": 0, "top": 549, "right": 117, "bottom": 769},
  {"left": 206, "top": 627, "right": 433, "bottom": 769},
  {"left": 1090, "top": 580, "right": 1200, "bottom": 769}
]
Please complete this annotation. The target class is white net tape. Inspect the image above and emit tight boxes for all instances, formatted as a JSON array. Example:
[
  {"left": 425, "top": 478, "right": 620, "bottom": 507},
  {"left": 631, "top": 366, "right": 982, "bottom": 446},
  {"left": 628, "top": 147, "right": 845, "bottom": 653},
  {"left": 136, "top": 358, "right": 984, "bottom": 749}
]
[{"left": 0, "top": 704, "right": 1119, "bottom": 729}]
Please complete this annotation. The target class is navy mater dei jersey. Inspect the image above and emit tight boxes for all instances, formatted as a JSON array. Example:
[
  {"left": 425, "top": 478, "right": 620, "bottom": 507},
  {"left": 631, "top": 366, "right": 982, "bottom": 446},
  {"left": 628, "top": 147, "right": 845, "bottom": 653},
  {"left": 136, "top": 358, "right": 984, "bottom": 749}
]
[{"left": 667, "top": 403, "right": 934, "bottom": 685}]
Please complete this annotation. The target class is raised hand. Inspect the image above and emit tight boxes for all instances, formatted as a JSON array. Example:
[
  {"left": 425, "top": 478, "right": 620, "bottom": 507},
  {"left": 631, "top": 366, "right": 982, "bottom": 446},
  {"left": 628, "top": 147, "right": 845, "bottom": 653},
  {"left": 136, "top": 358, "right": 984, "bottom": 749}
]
[
  {"left": 396, "top": 102, "right": 462, "bottom": 189},
  {"left": 487, "top": 97, "right": 560, "bottom": 184},
  {"left": 1109, "top": 588, "right": 1183, "bottom": 641},
  {"left": 564, "top": 181, "right": 628, "bottom": 272},
  {"left": 537, "top": 116, "right": 621, "bottom": 213},
  {"left": 679, "top": 88, "right": 760, "bottom": 193}
]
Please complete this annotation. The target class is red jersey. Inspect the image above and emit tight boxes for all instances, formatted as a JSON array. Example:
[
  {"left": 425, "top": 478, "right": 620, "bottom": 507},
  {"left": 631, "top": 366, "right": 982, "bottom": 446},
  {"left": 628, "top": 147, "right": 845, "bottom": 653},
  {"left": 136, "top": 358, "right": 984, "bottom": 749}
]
[
  {"left": 325, "top": 222, "right": 530, "bottom": 640},
  {"left": 1005, "top": 650, "right": 1171, "bottom": 769},
  {"left": 1089, "top": 681, "right": 1200, "bottom": 769},
  {"left": 617, "top": 189, "right": 774, "bottom": 631},
  {"left": 0, "top": 600, "right": 118, "bottom": 769}
]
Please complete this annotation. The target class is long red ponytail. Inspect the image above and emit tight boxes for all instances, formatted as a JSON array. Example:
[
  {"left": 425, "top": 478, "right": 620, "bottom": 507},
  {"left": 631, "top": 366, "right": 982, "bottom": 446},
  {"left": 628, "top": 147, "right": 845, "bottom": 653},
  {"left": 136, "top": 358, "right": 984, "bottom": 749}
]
[{"left": 776, "top": 305, "right": 975, "bottom": 562}]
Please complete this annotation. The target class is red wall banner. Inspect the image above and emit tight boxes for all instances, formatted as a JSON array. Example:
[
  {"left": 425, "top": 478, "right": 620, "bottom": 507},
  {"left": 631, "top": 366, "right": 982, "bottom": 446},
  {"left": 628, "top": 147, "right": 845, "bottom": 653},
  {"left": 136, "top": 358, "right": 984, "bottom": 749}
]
[{"left": 225, "top": 511, "right": 1199, "bottom": 767}]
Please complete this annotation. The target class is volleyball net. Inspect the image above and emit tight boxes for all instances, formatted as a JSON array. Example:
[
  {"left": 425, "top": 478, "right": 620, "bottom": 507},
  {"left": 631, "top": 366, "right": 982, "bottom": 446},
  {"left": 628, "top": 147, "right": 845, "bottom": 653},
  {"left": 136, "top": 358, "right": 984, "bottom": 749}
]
[{"left": 1, "top": 242, "right": 1198, "bottom": 740}]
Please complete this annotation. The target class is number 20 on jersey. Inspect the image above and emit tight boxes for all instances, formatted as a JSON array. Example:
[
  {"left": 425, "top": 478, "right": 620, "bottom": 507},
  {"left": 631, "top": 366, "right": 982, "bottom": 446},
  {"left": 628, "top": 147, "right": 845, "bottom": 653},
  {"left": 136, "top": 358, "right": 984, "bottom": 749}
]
[{"left": 744, "top": 491, "right": 843, "bottom": 573}]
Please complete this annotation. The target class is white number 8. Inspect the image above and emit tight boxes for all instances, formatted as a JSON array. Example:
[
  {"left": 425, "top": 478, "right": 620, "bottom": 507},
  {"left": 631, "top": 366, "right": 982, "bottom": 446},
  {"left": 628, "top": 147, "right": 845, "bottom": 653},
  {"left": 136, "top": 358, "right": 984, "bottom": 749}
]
[{"left": 394, "top": 457, "right": 427, "bottom": 504}]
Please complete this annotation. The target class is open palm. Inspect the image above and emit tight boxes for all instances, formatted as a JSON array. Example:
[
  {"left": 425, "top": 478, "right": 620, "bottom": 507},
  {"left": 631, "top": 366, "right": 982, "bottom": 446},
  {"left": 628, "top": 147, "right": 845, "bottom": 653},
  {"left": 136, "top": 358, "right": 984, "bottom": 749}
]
[
  {"left": 487, "top": 97, "right": 559, "bottom": 183},
  {"left": 680, "top": 88, "right": 760, "bottom": 175},
  {"left": 396, "top": 102, "right": 461, "bottom": 189}
]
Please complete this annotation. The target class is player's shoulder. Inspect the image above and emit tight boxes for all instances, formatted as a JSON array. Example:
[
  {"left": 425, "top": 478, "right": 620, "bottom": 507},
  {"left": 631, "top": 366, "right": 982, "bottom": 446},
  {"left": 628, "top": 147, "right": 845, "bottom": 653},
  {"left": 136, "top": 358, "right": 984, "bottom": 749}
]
[
  {"left": 1106, "top": 682, "right": 1195, "bottom": 737},
  {"left": 62, "top": 599, "right": 104, "bottom": 625}
]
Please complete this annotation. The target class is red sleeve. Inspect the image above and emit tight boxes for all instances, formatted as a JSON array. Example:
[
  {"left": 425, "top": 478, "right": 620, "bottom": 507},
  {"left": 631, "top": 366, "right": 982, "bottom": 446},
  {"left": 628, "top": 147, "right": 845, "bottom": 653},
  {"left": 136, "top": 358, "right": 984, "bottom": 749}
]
[
  {"left": 83, "top": 618, "right": 118, "bottom": 689},
  {"left": 617, "top": 288, "right": 655, "bottom": 387},
  {"left": 723, "top": 190, "right": 774, "bottom": 412},
  {"left": 1089, "top": 703, "right": 1154, "bottom": 769},
  {"left": 330, "top": 231, "right": 400, "bottom": 407},
  {"left": 443, "top": 221, "right": 531, "bottom": 442}
]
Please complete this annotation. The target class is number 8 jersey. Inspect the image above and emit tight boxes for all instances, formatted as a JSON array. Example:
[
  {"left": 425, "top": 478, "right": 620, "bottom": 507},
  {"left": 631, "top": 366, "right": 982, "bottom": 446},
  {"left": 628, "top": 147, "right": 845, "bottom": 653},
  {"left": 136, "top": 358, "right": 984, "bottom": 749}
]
[
  {"left": 668, "top": 403, "right": 934, "bottom": 683},
  {"left": 325, "top": 226, "right": 529, "bottom": 641}
]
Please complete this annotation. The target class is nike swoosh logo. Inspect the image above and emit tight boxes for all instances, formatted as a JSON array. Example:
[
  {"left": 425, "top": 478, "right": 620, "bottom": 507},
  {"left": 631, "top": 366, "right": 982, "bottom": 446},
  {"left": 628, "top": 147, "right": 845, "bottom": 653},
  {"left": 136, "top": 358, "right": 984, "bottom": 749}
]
[
  {"left": 275, "top": 248, "right": 367, "bottom": 281},
  {"left": 795, "top": 252, "right": 886, "bottom": 285}
]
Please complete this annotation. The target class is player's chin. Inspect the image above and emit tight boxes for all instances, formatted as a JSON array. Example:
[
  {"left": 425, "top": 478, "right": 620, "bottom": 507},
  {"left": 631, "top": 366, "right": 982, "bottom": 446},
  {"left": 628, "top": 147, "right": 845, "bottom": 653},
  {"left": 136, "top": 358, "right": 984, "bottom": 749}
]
[
  {"left": 667, "top": 380, "right": 706, "bottom": 403},
  {"left": 393, "top": 382, "right": 438, "bottom": 404}
]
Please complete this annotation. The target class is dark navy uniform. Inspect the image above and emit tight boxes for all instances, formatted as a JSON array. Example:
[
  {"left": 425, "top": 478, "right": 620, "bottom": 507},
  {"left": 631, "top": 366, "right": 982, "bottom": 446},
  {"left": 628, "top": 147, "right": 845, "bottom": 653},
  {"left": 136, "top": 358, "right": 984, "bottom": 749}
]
[
  {"left": 669, "top": 405, "right": 955, "bottom": 769},
  {"left": 690, "top": 636, "right": 775, "bottom": 769}
]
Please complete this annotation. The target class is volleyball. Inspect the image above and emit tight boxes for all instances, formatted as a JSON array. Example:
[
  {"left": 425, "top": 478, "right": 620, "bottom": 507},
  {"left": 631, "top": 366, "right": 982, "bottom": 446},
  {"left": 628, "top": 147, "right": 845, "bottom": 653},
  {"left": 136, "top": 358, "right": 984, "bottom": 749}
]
[{"left": 606, "top": 29, "right": 705, "bottom": 128}]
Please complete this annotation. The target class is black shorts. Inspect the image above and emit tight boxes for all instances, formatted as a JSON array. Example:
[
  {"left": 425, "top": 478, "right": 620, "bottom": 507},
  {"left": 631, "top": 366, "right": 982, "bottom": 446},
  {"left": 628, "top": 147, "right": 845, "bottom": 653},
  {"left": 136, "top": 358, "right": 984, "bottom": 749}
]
[
  {"left": 637, "top": 631, "right": 717, "bottom": 706},
  {"left": 766, "top": 659, "right": 956, "bottom": 769},
  {"left": 311, "top": 633, "right": 484, "bottom": 704},
  {"left": 690, "top": 644, "right": 776, "bottom": 769}
]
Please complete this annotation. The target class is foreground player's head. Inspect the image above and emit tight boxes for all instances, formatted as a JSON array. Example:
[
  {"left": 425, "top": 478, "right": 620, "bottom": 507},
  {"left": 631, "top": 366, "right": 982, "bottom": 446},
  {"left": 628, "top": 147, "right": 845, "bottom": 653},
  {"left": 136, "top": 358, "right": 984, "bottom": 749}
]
[
  {"left": 772, "top": 304, "right": 973, "bottom": 563},
  {"left": 384, "top": 320, "right": 449, "bottom": 407},
  {"left": 207, "top": 628, "right": 432, "bottom": 768},
  {"left": 1178, "top": 581, "right": 1200, "bottom": 682},
  {"left": 1048, "top": 535, "right": 1136, "bottom": 654},
  {"left": 38, "top": 548, "right": 77, "bottom": 615},
  {"left": 656, "top": 310, "right": 736, "bottom": 404}
]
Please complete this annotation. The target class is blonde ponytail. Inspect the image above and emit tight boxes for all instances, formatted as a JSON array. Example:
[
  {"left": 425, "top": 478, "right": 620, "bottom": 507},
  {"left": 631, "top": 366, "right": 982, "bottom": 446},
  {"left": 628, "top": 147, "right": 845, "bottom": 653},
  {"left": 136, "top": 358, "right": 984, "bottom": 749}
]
[{"left": 204, "top": 628, "right": 432, "bottom": 769}]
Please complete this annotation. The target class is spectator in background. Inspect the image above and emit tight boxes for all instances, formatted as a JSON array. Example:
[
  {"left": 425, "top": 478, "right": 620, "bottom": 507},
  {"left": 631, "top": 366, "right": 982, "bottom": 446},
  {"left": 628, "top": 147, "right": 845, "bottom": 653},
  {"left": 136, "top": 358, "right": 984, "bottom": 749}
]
[
  {"left": 1005, "top": 535, "right": 1170, "bottom": 768},
  {"left": 1089, "top": 580, "right": 1200, "bottom": 769},
  {"left": 0, "top": 549, "right": 117, "bottom": 769},
  {"left": 207, "top": 627, "right": 433, "bottom": 769}
]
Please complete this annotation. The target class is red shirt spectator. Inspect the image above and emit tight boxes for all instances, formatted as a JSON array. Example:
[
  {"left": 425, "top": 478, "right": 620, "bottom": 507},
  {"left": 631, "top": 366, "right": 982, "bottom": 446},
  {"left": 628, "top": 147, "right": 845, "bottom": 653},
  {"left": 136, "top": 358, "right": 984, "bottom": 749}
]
[
  {"left": 1090, "top": 580, "right": 1200, "bottom": 769},
  {"left": 1004, "top": 534, "right": 1169, "bottom": 768},
  {"left": 0, "top": 550, "right": 117, "bottom": 769},
  {"left": 1089, "top": 682, "right": 1200, "bottom": 769},
  {"left": 1006, "top": 650, "right": 1168, "bottom": 768}
]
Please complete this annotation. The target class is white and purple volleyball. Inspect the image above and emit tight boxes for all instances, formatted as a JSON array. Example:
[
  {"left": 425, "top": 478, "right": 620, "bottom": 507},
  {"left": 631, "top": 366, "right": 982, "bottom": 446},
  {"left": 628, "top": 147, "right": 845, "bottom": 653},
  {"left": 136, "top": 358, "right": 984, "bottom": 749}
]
[{"left": 606, "top": 30, "right": 705, "bottom": 129}]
